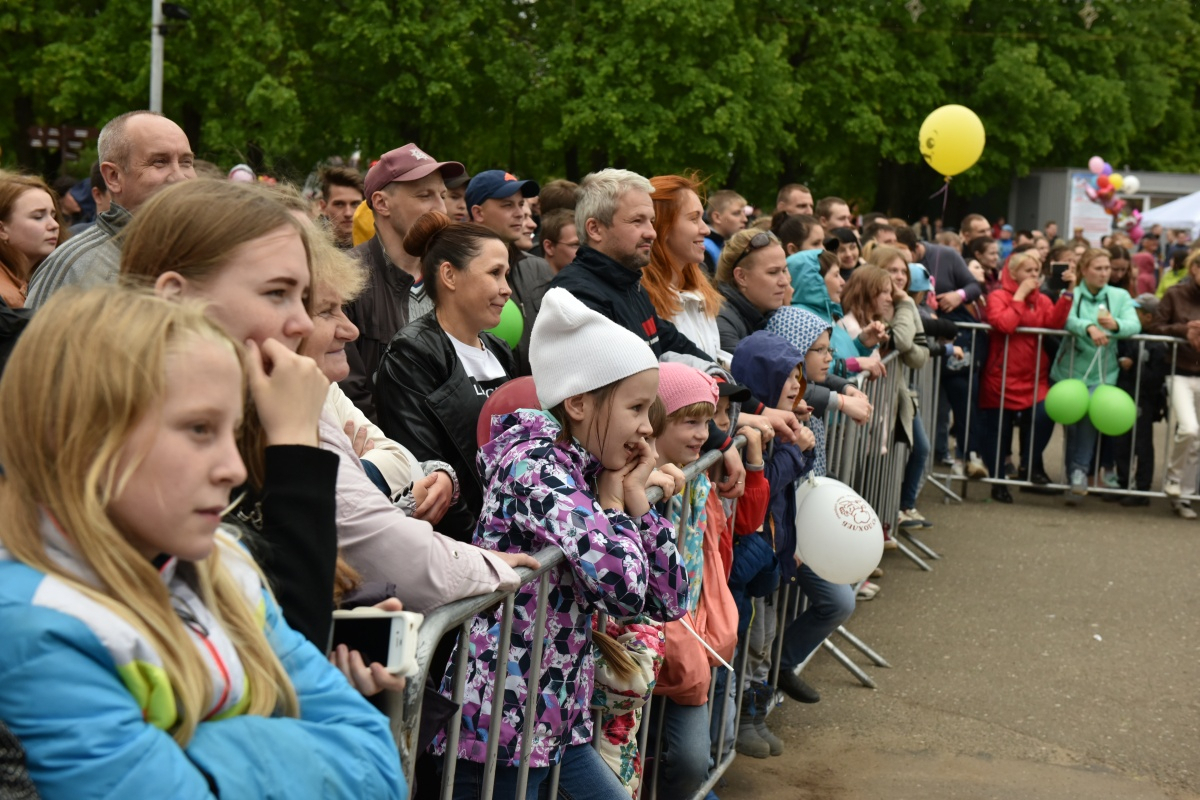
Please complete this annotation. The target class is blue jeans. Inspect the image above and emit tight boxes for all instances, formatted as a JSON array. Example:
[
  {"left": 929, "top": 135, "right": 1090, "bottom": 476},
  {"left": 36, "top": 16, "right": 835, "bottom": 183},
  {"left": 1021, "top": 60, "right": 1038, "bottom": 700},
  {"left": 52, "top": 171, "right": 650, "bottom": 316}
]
[
  {"left": 449, "top": 743, "right": 627, "bottom": 800},
  {"left": 901, "top": 412, "right": 930, "bottom": 509},
  {"left": 1064, "top": 387, "right": 1101, "bottom": 476},
  {"left": 650, "top": 698, "right": 711, "bottom": 797},
  {"left": 778, "top": 565, "right": 856, "bottom": 672}
]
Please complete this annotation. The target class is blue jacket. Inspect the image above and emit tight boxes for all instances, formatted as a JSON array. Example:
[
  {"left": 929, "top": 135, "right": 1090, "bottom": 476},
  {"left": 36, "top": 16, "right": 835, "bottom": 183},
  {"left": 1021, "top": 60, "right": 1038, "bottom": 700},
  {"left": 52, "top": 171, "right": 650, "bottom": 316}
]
[
  {"left": 0, "top": 523, "right": 404, "bottom": 800},
  {"left": 731, "top": 331, "right": 814, "bottom": 583},
  {"left": 786, "top": 249, "right": 871, "bottom": 373}
]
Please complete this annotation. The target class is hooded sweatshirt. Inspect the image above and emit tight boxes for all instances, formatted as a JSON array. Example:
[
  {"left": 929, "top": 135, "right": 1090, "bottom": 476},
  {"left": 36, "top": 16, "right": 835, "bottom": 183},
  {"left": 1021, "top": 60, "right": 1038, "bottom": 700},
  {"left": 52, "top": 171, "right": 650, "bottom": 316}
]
[
  {"left": 766, "top": 306, "right": 833, "bottom": 478},
  {"left": 731, "top": 332, "right": 814, "bottom": 584},
  {"left": 432, "top": 409, "right": 687, "bottom": 768},
  {"left": 785, "top": 249, "right": 872, "bottom": 373}
]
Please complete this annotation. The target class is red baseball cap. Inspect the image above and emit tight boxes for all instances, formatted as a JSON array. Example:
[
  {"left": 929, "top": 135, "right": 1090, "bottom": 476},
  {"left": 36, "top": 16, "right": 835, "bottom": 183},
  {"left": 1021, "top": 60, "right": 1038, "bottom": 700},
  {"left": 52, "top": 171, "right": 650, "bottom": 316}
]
[{"left": 364, "top": 144, "right": 466, "bottom": 207}]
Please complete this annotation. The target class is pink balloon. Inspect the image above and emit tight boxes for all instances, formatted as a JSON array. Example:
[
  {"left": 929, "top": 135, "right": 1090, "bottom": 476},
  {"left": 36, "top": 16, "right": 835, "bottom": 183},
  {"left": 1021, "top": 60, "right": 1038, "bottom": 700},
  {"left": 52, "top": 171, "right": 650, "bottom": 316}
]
[
  {"left": 1085, "top": 186, "right": 1099, "bottom": 202},
  {"left": 1129, "top": 225, "right": 1144, "bottom": 244},
  {"left": 1111, "top": 199, "right": 1126, "bottom": 214},
  {"left": 1088, "top": 156, "right": 1105, "bottom": 174}
]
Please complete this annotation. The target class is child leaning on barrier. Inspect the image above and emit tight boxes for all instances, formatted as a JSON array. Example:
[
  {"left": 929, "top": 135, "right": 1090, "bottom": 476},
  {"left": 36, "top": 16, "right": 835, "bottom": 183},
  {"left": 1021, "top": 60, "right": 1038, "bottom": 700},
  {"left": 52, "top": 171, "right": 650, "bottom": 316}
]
[
  {"left": 1112, "top": 294, "right": 1168, "bottom": 507},
  {"left": 730, "top": 332, "right": 845, "bottom": 707},
  {"left": 979, "top": 250, "right": 1075, "bottom": 503},
  {"left": 0, "top": 289, "right": 404, "bottom": 799},
  {"left": 645, "top": 364, "right": 739, "bottom": 796},
  {"left": 431, "top": 288, "right": 688, "bottom": 800},
  {"left": 1050, "top": 248, "right": 1141, "bottom": 501}
]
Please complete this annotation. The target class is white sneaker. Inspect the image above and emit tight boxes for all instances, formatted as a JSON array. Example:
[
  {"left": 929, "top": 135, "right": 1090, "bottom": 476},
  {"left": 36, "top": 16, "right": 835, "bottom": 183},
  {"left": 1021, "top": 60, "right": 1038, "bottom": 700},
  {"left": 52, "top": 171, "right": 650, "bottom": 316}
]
[
  {"left": 951, "top": 460, "right": 965, "bottom": 478},
  {"left": 967, "top": 453, "right": 989, "bottom": 479},
  {"left": 1175, "top": 502, "right": 1198, "bottom": 520},
  {"left": 1164, "top": 479, "right": 1183, "bottom": 498},
  {"left": 898, "top": 508, "right": 925, "bottom": 529},
  {"left": 1070, "top": 470, "right": 1089, "bottom": 497}
]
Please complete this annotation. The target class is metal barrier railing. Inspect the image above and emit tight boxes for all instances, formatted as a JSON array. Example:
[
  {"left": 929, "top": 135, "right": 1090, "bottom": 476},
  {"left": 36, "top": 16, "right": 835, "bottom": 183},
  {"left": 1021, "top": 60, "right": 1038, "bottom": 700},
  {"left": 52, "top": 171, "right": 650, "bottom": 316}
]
[{"left": 928, "top": 322, "right": 1191, "bottom": 502}]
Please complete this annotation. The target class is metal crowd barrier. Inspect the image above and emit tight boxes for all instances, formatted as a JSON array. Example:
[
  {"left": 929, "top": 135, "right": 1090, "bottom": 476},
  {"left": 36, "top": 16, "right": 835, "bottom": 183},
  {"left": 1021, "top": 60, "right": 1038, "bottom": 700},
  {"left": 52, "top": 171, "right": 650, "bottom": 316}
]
[{"left": 925, "top": 321, "right": 1191, "bottom": 502}]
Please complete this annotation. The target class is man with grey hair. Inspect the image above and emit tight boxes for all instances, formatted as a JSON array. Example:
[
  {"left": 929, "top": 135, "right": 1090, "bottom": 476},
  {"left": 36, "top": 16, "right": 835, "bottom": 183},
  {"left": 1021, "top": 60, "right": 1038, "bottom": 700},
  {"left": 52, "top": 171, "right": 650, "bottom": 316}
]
[
  {"left": 549, "top": 169, "right": 710, "bottom": 360},
  {"left": 26, "top": 110, "right": 195, "bottom": 308}
]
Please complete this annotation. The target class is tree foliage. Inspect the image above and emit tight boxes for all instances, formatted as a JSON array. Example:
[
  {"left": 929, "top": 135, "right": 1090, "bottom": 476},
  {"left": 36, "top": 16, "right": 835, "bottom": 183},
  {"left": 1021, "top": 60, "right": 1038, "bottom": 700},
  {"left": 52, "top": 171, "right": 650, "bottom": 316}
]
[{"left": 3, "top": 0, "right": 1198, "bottom": 214}]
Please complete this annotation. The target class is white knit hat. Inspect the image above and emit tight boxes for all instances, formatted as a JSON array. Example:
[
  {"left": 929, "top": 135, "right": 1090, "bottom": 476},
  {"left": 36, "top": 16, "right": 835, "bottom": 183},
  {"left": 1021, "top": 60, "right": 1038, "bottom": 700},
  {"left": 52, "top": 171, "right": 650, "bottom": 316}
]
[{"left": 531, "top": 288, "right": 659, "bottom": 409}]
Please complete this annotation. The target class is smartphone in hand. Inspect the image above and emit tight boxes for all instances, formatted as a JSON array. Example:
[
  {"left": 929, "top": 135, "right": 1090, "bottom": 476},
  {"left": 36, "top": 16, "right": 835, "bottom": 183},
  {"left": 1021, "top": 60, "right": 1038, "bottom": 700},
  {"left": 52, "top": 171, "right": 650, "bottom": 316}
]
[{"left": 329, "top": 608, "right": 424, "bottom": 675}]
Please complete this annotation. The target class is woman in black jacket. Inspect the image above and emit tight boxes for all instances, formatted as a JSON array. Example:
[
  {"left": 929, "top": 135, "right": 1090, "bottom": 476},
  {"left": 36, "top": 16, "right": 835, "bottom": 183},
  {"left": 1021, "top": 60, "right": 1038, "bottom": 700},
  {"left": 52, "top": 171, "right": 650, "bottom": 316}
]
[
  {"left": 121, "top": 179, "right": 338, "bottom": 648},
  {"left": 375, "top": 212, "right": 516, "bottom": 542},
  {"left": 715, "top": 227, "right": 792, "bottom": 354}
]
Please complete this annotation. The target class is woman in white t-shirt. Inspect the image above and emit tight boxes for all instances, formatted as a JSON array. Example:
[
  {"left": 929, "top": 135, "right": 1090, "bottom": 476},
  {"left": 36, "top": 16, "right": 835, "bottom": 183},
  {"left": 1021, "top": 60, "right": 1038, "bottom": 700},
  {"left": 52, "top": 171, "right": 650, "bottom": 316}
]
[{"left": 375, "top": 212, "right": 518, "bottom": 542}]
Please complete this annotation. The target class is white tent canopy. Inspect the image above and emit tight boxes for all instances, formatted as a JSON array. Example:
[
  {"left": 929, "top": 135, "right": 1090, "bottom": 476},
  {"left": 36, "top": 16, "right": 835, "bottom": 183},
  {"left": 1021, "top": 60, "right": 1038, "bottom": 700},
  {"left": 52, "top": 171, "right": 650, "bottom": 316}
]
[{"left": 1141, "top": 190, "right": 1200, "bottom": 237}]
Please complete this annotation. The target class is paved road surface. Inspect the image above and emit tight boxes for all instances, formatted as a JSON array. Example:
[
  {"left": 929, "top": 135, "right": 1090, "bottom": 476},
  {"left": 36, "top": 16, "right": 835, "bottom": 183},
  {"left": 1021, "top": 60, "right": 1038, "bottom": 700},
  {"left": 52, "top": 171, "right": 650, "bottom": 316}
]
[{"left": 720, "top": 471, "right": 1200, "bottom": 799}]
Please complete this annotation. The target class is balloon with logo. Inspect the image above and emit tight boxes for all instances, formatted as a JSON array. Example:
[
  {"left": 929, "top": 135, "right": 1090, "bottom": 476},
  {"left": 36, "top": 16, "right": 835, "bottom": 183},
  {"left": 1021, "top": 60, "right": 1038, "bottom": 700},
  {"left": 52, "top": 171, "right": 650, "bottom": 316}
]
[
  {"left": 1045, "top": 379, "right": 1090, "bottom": 425},
  {"left": 794, "top": 475, "right": 842, "bottom": 520},
  {"left": 794, "top": 476, "right": 884, "bottom": 584},
  {"left": 486, "top": 298, "right": 524, "bottom": 349},
  {"left": 919, "top": 105, "right": 987, "bottom": 178},
  {"left": 1088, "top": 384, "right": 1137, "bottom": 437}
]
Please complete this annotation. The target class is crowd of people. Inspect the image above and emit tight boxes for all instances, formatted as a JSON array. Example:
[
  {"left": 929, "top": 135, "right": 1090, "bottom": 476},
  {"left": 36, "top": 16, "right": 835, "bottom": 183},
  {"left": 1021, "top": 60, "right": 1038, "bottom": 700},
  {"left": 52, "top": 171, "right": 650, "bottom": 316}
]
[{"left": 1, "top": 109, "right": 1198, "bottom": 800}]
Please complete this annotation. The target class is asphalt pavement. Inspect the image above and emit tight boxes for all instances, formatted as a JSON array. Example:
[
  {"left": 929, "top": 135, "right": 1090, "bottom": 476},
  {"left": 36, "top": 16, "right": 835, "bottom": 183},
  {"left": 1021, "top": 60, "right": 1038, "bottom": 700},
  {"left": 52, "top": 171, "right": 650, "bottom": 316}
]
[{"left": 720, "top": 441, "right": 1200, "bottom": 800}]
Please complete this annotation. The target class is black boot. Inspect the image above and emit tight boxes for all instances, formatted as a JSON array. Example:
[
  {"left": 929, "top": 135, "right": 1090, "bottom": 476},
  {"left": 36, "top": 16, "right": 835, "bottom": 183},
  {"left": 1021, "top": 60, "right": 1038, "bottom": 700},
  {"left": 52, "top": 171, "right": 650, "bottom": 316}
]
[{"left": 991, "top": 484, "right": 1013, "bottom": 504}]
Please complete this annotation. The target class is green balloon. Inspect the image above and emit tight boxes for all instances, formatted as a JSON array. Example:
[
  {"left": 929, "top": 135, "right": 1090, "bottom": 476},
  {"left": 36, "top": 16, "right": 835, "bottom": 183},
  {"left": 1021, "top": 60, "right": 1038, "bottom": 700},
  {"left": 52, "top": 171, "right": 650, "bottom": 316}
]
[
  {"left": 1088, "top": 384, "right": 1137, "bottom": 437},
  {"left": 487, "top": 298, "right": 524, "bottom": 348},
  {"left": 1044, "top": 379, "right": 1090, "bottom": 425}
]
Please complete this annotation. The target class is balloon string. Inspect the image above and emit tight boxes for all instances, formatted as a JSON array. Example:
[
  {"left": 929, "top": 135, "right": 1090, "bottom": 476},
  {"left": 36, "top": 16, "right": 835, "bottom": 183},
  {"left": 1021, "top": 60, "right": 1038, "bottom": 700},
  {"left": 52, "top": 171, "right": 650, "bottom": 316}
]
[{"left": 929, "top": 176, "right": 951, "bottom": 216}]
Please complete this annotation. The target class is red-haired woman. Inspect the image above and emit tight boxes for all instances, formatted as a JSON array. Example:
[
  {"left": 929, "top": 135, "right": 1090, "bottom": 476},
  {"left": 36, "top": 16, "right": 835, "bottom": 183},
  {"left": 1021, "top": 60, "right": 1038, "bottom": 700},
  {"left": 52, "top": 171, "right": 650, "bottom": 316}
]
[
  {"left": 641, "top": 175, "right": 729, "bottom": 364},
  {"left": 0, "top": 174, "right": 67, "bottom": 307}
]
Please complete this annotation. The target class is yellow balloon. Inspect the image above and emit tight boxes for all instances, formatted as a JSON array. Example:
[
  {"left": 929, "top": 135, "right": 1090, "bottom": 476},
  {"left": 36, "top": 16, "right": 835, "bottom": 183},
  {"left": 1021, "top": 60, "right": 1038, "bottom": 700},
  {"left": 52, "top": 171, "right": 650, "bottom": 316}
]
[
  {"left": 918, "top": 105, "right": 986, "bottom": 177},
  {"left": 1109, "top": 173, "right": 1124, "bottom": 190}
]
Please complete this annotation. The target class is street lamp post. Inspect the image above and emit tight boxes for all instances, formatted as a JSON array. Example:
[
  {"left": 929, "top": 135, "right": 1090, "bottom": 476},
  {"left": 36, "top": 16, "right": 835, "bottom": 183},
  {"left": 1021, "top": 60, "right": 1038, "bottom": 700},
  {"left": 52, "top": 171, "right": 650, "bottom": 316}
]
[{"left": 150, "top": 0, "right": 164, "bottom": 112}]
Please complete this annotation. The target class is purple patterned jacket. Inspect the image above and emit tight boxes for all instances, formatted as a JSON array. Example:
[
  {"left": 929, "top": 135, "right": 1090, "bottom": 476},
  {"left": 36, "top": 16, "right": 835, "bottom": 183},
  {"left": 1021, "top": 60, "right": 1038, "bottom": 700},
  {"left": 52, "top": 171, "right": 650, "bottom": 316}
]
[{"left": 431, "top": 410, "right": 688, "bottom": 768}]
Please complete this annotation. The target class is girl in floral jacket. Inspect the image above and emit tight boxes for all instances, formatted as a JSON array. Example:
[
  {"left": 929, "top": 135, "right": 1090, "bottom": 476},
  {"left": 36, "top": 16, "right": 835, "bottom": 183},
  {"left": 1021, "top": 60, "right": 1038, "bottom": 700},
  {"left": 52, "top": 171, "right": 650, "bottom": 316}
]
[{"left": 433, "top": 289, "right": 689, "bottom": 799}]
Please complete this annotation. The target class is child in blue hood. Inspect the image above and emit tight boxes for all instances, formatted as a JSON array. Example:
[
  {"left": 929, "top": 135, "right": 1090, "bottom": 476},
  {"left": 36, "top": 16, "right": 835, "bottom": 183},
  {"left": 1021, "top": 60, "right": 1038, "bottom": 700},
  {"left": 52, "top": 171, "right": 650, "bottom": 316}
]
[{"left": 733, "top": 327, "right": 857, "bottom": 707}]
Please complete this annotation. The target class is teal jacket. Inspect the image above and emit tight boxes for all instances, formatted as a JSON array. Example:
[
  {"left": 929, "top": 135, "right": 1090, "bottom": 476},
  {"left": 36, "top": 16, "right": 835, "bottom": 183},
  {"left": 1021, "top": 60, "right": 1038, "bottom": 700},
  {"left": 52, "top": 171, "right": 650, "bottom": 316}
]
[
  {"left": 1049, "top": 282, "right": 1140, "bottom": 387},
  {"left": 786, "top": 249, "right": 872, "bottom": 373}
]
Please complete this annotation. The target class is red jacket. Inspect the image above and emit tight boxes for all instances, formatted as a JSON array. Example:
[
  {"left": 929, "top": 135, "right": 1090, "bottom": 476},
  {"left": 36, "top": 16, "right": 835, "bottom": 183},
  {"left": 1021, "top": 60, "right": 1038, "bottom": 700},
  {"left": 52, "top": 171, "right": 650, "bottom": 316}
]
[{"left": 981, "top": 269, "right": 1072, "bottom": 409}]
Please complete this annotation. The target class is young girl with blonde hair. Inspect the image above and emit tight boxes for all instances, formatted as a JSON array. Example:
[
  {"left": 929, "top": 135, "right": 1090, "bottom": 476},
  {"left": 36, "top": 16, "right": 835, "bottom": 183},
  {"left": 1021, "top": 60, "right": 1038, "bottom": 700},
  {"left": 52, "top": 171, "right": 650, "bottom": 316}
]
[{"left": 0, "top": 288, "right": 402, "bottom": 798}]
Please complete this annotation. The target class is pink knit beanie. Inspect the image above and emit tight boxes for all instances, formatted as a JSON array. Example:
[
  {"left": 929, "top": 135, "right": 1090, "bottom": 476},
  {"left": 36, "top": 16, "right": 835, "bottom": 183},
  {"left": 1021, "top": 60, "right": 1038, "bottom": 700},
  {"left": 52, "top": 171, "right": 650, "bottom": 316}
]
[{"left": 657, "top": 362, "right": 719, "bottom": 416}]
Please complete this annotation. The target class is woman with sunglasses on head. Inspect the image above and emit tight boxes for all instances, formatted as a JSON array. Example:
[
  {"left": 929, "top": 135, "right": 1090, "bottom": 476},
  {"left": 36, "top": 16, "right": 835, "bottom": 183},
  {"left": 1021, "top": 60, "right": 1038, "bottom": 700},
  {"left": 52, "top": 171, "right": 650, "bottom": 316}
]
[{"left": 713, "top": 227, "right": 792, "bottom": 355}]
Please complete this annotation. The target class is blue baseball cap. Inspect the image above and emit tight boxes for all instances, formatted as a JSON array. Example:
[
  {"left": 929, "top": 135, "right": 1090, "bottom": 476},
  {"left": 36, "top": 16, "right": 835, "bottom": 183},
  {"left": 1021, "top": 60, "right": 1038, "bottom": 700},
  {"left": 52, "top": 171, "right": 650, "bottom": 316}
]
[
  {"left": 908, "top": 263, "right": 932, "bottom": 292},
  {"left": 465, "top": 170, "right": 540, "bottom": 212}
]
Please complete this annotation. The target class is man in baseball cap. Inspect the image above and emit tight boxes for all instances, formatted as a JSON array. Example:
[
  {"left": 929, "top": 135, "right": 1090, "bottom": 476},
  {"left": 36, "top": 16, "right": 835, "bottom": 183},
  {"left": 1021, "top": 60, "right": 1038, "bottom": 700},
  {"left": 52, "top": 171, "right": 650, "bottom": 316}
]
[
  {"left": 341, "top": 143, "right": 466, "bottom": 418},
  {"left": 466, "top": 169, "right": 553, "bottom": 376}
]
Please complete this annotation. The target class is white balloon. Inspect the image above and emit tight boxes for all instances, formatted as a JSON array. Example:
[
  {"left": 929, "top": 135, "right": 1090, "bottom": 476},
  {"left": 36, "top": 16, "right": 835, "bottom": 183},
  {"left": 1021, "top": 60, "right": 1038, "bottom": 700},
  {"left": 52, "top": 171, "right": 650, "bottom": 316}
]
[
  {"left": 1122, "top": 175, "right": 1140, "bottom": 195},
  {"left": 795, "top": 481, "right": 884, "bottom": 584}
]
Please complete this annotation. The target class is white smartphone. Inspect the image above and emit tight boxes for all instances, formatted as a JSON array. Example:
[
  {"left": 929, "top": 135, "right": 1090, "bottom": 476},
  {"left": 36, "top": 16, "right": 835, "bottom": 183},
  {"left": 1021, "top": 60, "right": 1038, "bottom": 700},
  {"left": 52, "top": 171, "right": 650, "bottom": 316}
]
[{"left": 329, "top": 608, "right": 424, "bottom": 676}]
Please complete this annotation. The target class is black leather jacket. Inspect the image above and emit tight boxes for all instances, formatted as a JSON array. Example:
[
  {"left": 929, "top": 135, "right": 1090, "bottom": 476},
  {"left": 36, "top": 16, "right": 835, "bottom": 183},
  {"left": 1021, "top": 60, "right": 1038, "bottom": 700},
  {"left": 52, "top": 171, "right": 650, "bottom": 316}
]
[{"left": 374, "top": 313, "right": 517, "bottom": 543}]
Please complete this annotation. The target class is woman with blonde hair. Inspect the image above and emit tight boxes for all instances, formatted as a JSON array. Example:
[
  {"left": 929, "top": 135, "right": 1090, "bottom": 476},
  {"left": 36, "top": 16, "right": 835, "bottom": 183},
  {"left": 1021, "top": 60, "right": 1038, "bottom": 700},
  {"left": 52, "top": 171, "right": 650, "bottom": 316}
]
[
  {"left": 120, "top": 178, "right": 338, "bottom": 647},
  {"left": 641, "top": 174, "right": 728, "bottom": 363},
  {"left": 0, "top": 173, "right": 67, "bottom": 307},
  {"left": 0, "top": 287, "right": 402, "bottom": 798}
]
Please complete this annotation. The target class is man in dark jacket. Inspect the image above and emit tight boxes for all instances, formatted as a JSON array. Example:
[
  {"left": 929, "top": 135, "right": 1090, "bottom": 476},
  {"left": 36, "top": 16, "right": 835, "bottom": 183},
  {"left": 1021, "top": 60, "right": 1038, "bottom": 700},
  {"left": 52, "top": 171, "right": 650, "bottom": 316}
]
[
  {"left": 340, "top": 143, "right": 466, "bottom": 419},
  {"left": 549, "top": 169, "right": 713, "bottom": 362},
  {"left": 466, "top": 170, "right": 553, "bottom": 375}
]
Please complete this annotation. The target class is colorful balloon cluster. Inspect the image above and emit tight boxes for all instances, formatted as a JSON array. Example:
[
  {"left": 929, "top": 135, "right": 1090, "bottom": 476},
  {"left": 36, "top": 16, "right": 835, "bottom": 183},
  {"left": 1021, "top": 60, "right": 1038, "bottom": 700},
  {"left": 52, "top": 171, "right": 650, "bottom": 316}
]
[{"left": 1084, "top": 156, "right": 1141, "bottom": 217}]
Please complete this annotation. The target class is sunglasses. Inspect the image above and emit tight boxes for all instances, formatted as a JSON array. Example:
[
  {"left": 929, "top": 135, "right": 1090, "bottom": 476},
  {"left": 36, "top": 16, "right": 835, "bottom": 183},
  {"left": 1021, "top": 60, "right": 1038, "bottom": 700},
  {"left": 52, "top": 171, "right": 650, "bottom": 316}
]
[{"left": 732, "top": 231, "right": 780, "bottom": 270}]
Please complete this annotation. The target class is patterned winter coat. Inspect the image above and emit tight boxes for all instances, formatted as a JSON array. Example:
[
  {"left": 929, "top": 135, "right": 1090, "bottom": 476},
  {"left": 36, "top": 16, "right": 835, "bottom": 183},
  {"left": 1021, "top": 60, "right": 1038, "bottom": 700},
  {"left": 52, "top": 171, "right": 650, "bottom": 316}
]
[{"left": 431, "top": 410, "right": 689, "bottom": 768}]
